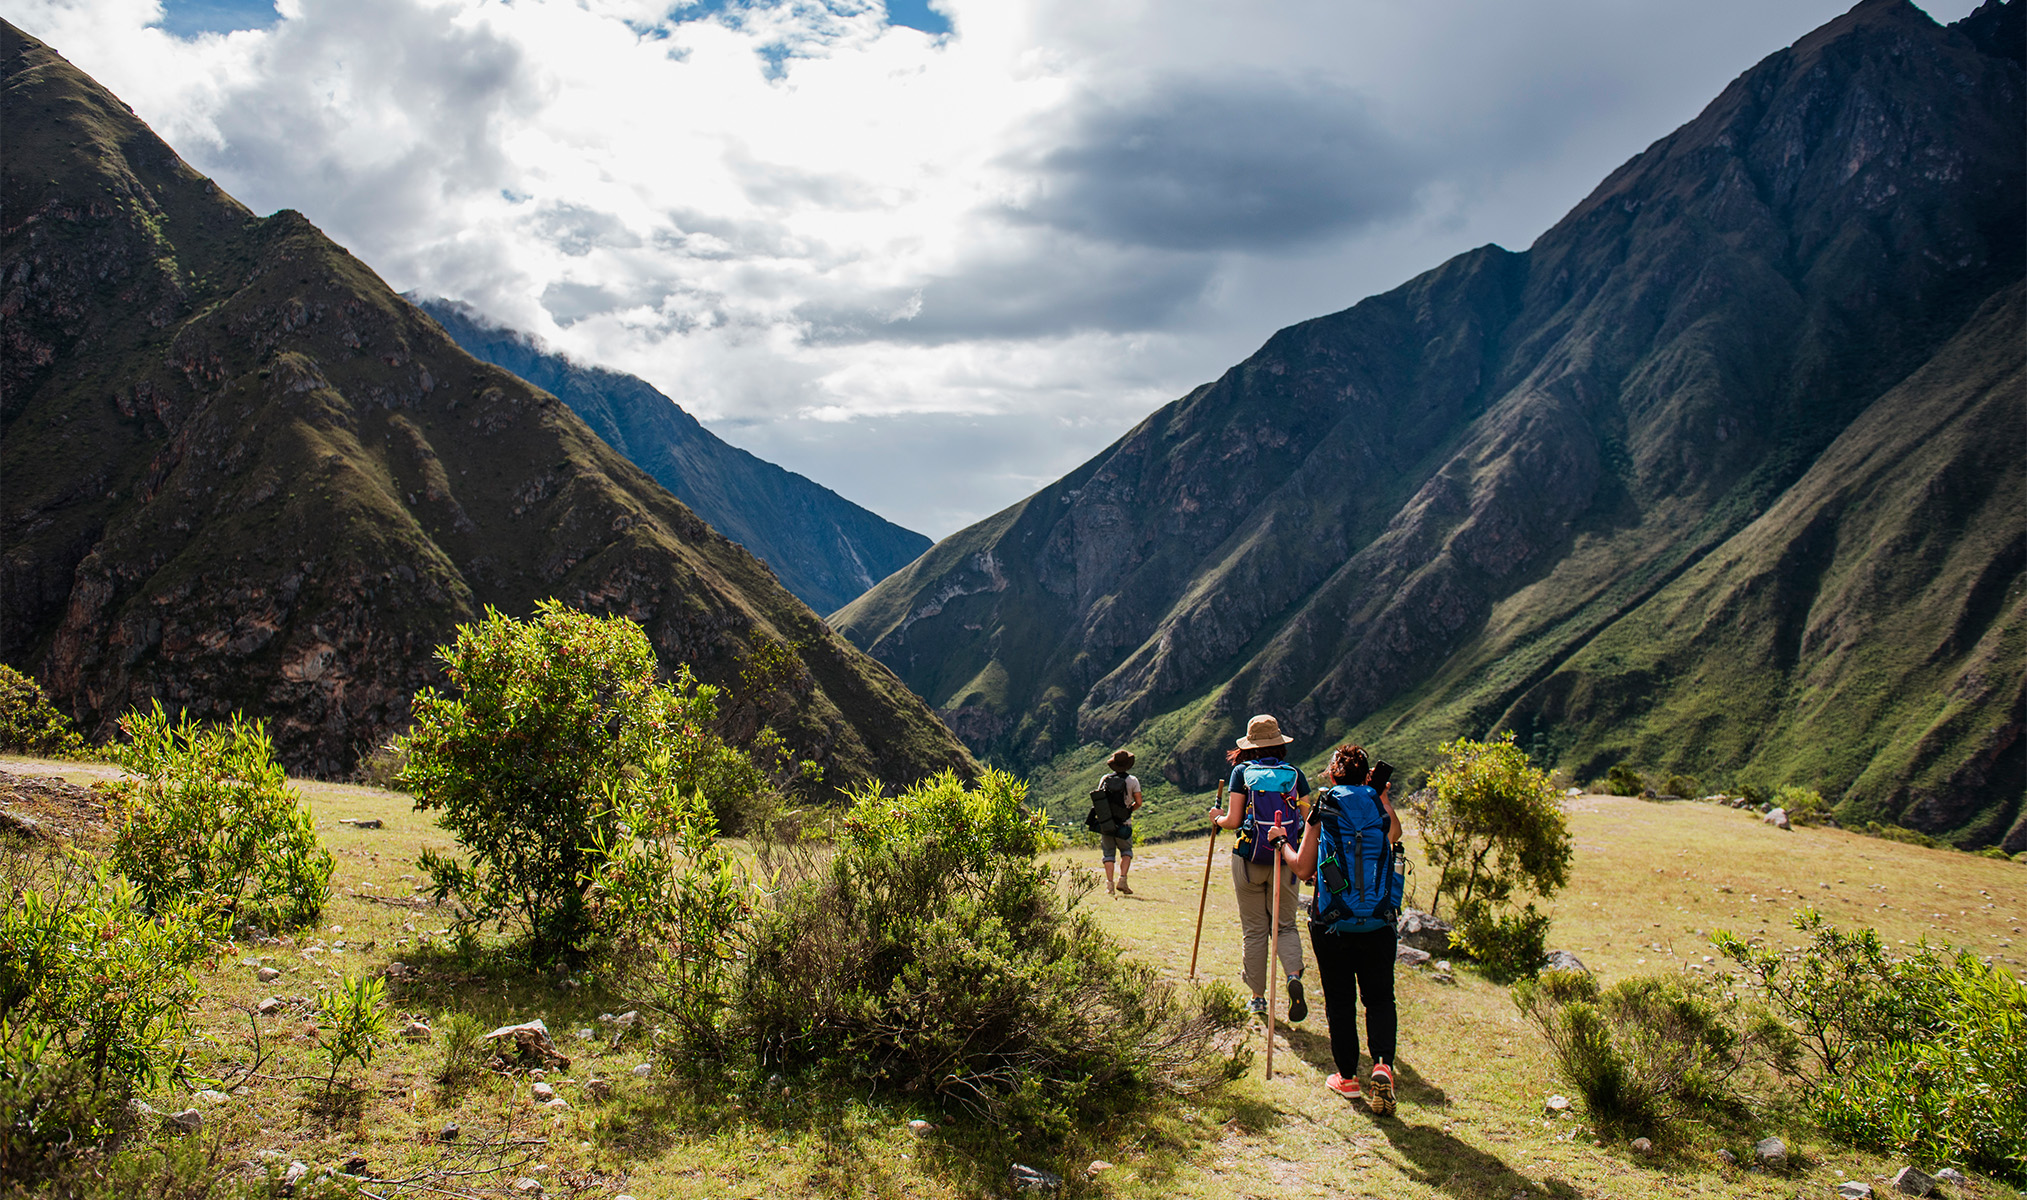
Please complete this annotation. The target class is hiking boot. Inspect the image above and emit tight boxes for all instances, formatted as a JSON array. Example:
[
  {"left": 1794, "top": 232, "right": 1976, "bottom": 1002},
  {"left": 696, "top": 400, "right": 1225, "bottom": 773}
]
[
  {"left": 1118, "top": 880, "right": 1133, "bottom": 895},
  {"left": 1286, "top": 976, "right": 1307, "bottom": 1023},
  {"left": 1324, "top": 1073, "right": 1361, "bottom": 1099},
  {"left": 1368, "top": 1063, "right": 1397, "bottom": 1116},
  {"left": 1248, "top": 996, "right": 1268, "bottom": 1018}
]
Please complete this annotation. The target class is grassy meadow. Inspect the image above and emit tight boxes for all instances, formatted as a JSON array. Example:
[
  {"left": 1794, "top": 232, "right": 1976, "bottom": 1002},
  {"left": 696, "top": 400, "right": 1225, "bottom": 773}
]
[{"left": 2, "top": 754, "right": 2021, "bottom": 1199}]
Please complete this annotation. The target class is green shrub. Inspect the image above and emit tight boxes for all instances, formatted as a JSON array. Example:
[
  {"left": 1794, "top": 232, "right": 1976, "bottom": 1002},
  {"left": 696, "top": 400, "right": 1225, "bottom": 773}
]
[
  {"left": 0, "top": 666, "right": 88, "bottom": 759},
  {"left": 351, "top": 739, "right": 408, "bottom": 792},
  {"left": 1661, "top": 774, "right": 1701, "bottom": 799},
  {"left": 1515, "top": 968, "right": 1794, "bottom": 1134},
  {"left": 645, "top": 769, "right": 1247, "bottom": 1138},
  {"left": 1774, "top": 785, "right": 1831, "bottom": 825},
  {"left": 0, "top": 847, "right": 223, "bottom": 1181},
  {"left": 1860, "top": 821, "right": 1936, "bottom": 848},
  {"left": 1605, "top": 764, "right": 1645, "bottom": 796},
  {"left": 1716, "top": 911, "right": 2027, "bottom": 1179},
  {"left": 1415, "top": 734, "right": 1571, "bottom": 977},
  {"left": 403, "top": 601, "right": 769, "bottom": 965},
  {"left": 1455, "top": 903, "right": 1552, "bottom": 983},
  {"left": 433, "top": 1009, "right": 487, "bottom": 1091},
  {"left": 106, "top": 703, "right": 333, "bottom": 931},
  {"left": 314, "top": 974, "right": 386, "bottom": 1098}
]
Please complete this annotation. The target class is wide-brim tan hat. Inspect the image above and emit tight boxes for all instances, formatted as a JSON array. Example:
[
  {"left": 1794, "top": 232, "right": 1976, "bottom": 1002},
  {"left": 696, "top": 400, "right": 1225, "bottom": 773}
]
[{"left": 1235, "top": 714, "right": 1294, "bottom": 749}]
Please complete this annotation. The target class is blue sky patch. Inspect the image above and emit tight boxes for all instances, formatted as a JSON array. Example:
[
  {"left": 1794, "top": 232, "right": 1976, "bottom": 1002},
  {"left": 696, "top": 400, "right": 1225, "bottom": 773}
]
[
  {"left": 673, "top": 0, "right": 950, "bottom": 37},
  {"left": 156, "top": 0, "right": 280, "bottom": 38}
]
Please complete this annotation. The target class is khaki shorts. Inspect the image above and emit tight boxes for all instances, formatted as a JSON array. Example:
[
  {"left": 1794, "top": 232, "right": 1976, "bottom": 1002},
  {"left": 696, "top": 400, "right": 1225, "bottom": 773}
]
[{"left": 1101, "top": 825, "right": 1134, "bottom": 862}]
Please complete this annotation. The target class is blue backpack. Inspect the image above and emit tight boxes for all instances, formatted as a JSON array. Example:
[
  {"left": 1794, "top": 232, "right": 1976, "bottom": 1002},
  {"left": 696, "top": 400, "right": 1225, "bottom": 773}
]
[
  {"left": 1237, "top": 761, "right": 1303, "bottom": 865},
  {"left": 1311, "top": 784, "right": 1403, "bottom": 933}
]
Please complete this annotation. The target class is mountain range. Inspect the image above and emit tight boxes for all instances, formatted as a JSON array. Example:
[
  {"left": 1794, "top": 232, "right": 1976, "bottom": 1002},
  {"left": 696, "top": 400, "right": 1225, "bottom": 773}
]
[
  {"left": 835, "top": 0, "right": 2026, "bottom": 849},
  {"left": 413, "top": 298, "right": 928, "bottom": 615},
  {"left": 0, "top": 20, "right": 975, "bottom": 789}
]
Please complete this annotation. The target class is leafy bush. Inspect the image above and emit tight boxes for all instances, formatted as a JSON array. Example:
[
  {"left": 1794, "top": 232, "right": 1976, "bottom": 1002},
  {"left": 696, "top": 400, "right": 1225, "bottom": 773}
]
[
  {"left": 1859, "top": 821, "right": 1936, "bottom": 848},
  {"left": 1774, "top": 785, "right": 1831, "bottom": 825},
  {"left": 432, "top": 1009, "right": 487, "bottom": 1091},
  {"left": 1515, "top": 968, "right": 1794, "bottom": 1134},
  {"left": 1414, "top": 733, "right": 1572, "bottom": 977},
  {"left": 1716, "top": 912, "right": 2027, "bottom": 1179},
  {"left": 0, "top": 665, "right": 88, "bottom": 759},
  {"left": 638, "top": 769, "right": 1247, "bottom": 1138},
  {"left": 1455, "top": 903, "right": 1553, "bottom": 983},
  {"left": 314, "top": 975, "right": 386, "bottom": 1098},
  {"left": 1661, "top": 774, "right": 1701, "bottom": 799},
  {"left": 403, "top": 601, "right": 768, "bottom": 965},
  {"left": 1605, "top": 764, "right": 1645, "bottom": 797},
  {"left": 106, "top": 703, "right": 333, "bottom": 931},
  {"left": 0, "top": 847, "right": 223, "bottom": 1180},
  {"left": 351, "top": 739, "right": 408, "bottom": 792}
]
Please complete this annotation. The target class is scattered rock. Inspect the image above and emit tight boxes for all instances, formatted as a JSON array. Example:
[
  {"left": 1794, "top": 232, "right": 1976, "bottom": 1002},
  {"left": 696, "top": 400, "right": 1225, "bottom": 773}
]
[
  {"left": 530, "top": 1082, "right": 557, "bottom": 1102},
  {"left": 1892, "top": 1166, "right": 1936, "bottom": 1196},
  {"left": 1753, "top": 1136, "right": 1787, "bottom": 1169},
  {"left": 1934, "top": 1168, "right": 1966, "bottom": 1187},
  {"left": 907, "top": 1119, "right": 935, "bottom": 1133},
  {"left": 631, "top": 1063, "right": 652, "bottom": 1078},
  {"left": 1087, "top": 1160, "right": 1114, "bottom": 1176},
  {"left": 583, "top": 1078, "right": 612, "bottom": 1102},
  {"left": 1839, "top": 1182, "right": 1874, "bottom": 1199},
  {"left": 128, "top": 1098, "right": 155, "bottom": 1118},
  {"left": 485, "top": 1019, "right": 571, "bottom": 1069},
  {"left": 258, "top": 966, "right": 281, "bottom": 983},
  {"left": 1010, "top": 1162, "right": 1063, "bottom": 1191},
  {"left": 1543, "top": 950, "right": 1589, "bottom": 974},
  {"left": 338, "top": 818, "right": 383, "bottom": 829},
  {"left": 1396, "top": 945, "right": 1432, "bottom": 967},
  {"left": 542, "top": 1098, "right": 570, "bottom": 1111},
  {"left": 1763, "top": 807, "right": 1792, "bottom": 831},
  {"left": 400, "top": 1020, "right": 431, "bottom": 1043},
  {"left": 340, "top": 1155, "right": 368, "bottom": 1176},
  {"left": 1396, "top": 910, "right": 1454, "bottom": 954},
  {"left": 162, "top": 1109, "right": 202, "bottom": 1135},
  {"left": 384, "top": 962, "right": 411, "bottom": 981},
  {"left": 282, "top": 1161, "right": 308, "bottom": 1189},
  {"left": 439, "top": 1122, "right": 460, "bottom": 1142},
  {"left": 1545, "top": 1095, "right": 1571, "bottom": 1113},
  {"left": 1716, "top": 1149, "right": 1738, "bottom": 1167},
  {"left": 192, "top": 1089, "right": 230, "bottom": 1105},
  {"left": 257, "top": 997, "right": 283, "bottom": 1015},
  {"left": 512, "top": 1178, "right": 543, "bottom": 1195},
  {"left": 1631, "top": 1137, "right": 1654, "bottom": 1155}
]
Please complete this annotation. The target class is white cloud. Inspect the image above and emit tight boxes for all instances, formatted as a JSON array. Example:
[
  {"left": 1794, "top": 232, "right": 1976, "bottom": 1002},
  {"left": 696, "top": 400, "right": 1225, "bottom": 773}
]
[{"left": 2, "top": 0, "right": 1983, "bottom": 537}]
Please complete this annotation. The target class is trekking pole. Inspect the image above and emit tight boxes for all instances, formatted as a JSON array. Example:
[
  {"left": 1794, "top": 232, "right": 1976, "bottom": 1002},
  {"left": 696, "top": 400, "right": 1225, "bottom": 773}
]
[
  {"left": 1188, "top": 782, "right": 1223, "bottom": 980},
  {"left": 1265, "top": 842, "right": 1283, "bottom": 1080}
]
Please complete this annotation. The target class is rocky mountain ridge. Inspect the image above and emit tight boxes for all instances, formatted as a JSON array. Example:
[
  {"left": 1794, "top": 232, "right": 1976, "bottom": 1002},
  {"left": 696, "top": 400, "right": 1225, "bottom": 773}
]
[
  {"left": 0, "top": 20, "right": 976, "bottom": 788},
  {"left": 835, "top": 0, "right": 2025, "bottom": 848},
  {"left": 414, "top": 298, "right": 929, "bottom": 615}
]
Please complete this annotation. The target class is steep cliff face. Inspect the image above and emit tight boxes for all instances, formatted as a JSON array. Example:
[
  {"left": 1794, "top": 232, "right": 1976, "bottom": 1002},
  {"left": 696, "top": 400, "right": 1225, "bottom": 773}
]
[
  {"left": 835, "top": 0, "right": 2025, "bottom": 846},
  {"left": 415, "top": 299, "right": 930, "bottom": 615},
  {"left": 0, "top": 21, "right": 976, "bottom": 788}
]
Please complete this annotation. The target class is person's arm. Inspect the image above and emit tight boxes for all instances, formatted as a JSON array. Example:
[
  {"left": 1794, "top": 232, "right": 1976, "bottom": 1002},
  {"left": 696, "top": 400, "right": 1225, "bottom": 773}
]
[
  {"left": 1280, "top": 814, "right": 1321, "bottom": 882},
  {"left": 1380, "top": 784, "right": 1402, "bottom": 842},
  {"left": 1128, "top": 776, "right": 1144, "bottom": 812},
  {"left": 1209, "top": 787, "right": 1246, "bottom": 829}
]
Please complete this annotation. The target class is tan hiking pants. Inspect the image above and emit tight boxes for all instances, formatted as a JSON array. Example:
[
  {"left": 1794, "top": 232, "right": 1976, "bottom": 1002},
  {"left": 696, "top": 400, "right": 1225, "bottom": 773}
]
[{"left": 1231, "top": 854, "right": 1304, "bottom": 995}]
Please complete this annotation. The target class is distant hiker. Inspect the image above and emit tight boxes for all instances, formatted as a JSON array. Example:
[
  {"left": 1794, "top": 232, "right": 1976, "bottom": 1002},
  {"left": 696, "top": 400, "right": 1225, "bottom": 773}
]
[
  {"left": 1269, "top": 743, "right": 1404, "bottom": 1114},
  {"left": 1207, "top": 714, "right": 1311, "bottom": 1021},
  {"left": 1087, "top": 749, "right": 1144, "bottom": 894}
]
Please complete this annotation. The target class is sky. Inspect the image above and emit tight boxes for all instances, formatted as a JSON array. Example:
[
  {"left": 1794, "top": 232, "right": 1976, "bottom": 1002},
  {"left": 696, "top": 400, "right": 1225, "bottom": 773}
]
[{"left": 4, "top": 0, "right": 1983, "bottom": 539}]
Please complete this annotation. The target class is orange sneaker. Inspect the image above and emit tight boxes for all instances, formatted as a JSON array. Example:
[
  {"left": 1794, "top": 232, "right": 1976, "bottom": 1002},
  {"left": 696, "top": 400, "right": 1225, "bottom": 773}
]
[
  {"left": 1368, "top": 1063, "right": 1397, "bottom": 1116},
  {"left": 1324, "top": 1073, "right": 1362, "bottom": 1099}
]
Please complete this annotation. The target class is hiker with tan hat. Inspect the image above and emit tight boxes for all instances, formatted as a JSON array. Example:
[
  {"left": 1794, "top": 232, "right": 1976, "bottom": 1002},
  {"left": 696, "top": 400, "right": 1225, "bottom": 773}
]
[
  {"left": 1087, "top": 748, "right": 1144, "bottom": 894},
  {"left": 1207, "top": 714, "right": 1312, "bottom": 1021}
]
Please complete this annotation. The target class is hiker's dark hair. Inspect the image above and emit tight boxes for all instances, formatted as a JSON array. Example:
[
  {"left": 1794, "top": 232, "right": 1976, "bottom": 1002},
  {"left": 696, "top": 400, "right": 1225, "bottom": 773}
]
[
  {"left": 1328, "top": 744, "right": 1369, "bottom": 783},
  {"left": 1226, "top": 744, "right": 1278, "bottom": 767}
]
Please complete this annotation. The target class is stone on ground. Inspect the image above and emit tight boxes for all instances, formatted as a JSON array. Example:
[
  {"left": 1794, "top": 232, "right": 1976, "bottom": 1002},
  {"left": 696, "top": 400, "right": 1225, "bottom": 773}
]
[
  {"left": 1753, "top": 1136, "right": 1787, "bottom": 1169},
  {"left": 1892, "top": 1166, "right": 1936, "bottom": 1196}
]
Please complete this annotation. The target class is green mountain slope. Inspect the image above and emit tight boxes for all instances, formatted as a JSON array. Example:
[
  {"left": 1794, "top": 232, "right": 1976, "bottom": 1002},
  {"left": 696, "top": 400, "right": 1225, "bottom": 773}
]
[
  {"left": 835, "top": 0, "right": 2025, "bottom": 847},
  {"left": 414, "top": 299, "right": 930, "bottom": 614},
  {"left": 0, "top": 21, "right": 975, "bottom": 788}
]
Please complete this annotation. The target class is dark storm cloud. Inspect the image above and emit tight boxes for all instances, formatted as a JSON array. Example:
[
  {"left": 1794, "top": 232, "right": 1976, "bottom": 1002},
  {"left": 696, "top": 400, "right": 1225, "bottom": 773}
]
[{"left": 1011, "top": 74, "right": 1427, "bottom": 252}]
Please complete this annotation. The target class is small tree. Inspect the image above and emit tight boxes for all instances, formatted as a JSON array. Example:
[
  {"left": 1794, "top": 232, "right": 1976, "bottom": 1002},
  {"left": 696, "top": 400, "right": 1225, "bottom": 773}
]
[
  {"left": 107, "top": 704, "right": 333, "bottom": 931},
  {"left": 1418, "top": 733, "right": 1572, "bottom": 975},
  {"left": 0, "top": 666, "right": 88, "bottom": 758},
  {"left": 402, "top": 601, "right": 767, "bottom": 965},
  {"left": 313, "top": 974, "right": 386, "bottom": 1100}
]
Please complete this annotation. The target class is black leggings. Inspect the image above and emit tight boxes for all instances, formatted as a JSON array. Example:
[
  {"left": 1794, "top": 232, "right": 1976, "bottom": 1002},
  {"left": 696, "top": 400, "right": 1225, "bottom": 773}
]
[{"left": 1309, "top": 924, "right": 1397, "bottom": 1075}]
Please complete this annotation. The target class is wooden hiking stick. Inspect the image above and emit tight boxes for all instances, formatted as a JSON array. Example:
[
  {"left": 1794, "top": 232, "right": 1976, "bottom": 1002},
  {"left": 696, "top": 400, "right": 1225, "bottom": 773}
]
[
  {"left": 1265, "top": 849, "right": 1283, "bottom": 1080},
  {"left": 1188, "top": 782, "right": 1223, "bottom": 980}
]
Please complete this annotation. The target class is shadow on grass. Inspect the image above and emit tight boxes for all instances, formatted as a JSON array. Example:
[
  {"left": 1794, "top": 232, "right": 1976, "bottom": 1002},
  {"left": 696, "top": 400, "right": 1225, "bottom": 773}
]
[
  {"left": 1279, "top": 1027, "right": 1449, "bottom": 1105},
  {"left": 1377, "top": 1118, "right": 1582, "bottom": 1200}
]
